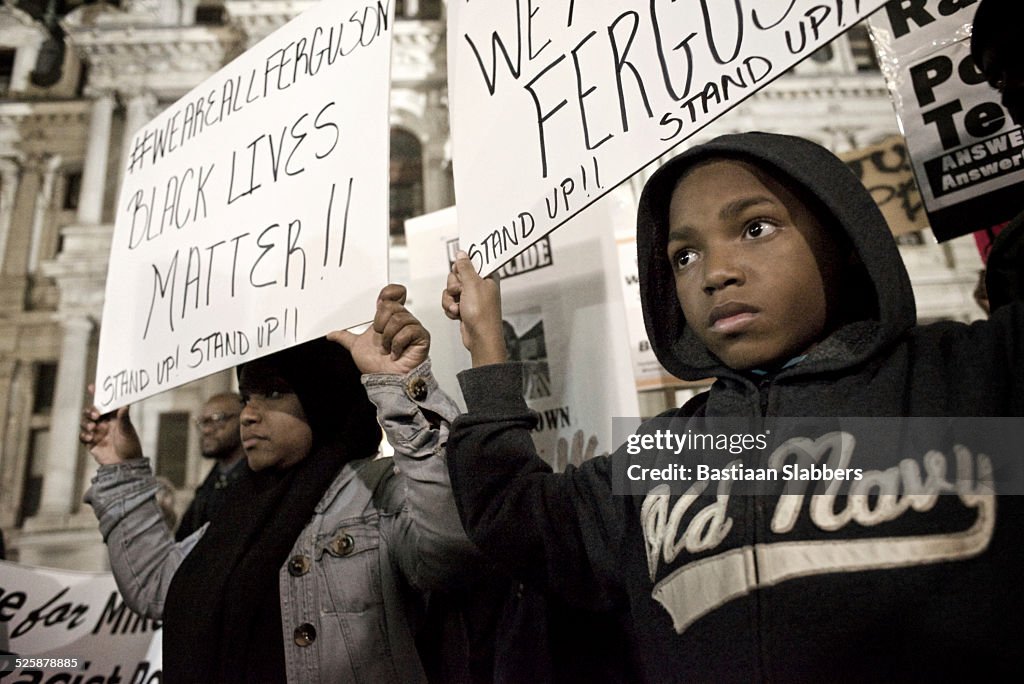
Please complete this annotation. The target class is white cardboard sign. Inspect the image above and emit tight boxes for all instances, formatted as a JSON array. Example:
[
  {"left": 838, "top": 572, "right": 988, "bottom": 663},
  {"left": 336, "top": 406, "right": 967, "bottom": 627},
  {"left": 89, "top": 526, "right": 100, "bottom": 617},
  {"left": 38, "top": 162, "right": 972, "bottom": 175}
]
[
  {"left": 93, "top": 0, "right": 395, "bottom": 412},
  {"left": 405, "top": 199, "right": 639, "bottom": 471},
  {"left": 449, "top": 0, "right": 889, "bottom": 276}
]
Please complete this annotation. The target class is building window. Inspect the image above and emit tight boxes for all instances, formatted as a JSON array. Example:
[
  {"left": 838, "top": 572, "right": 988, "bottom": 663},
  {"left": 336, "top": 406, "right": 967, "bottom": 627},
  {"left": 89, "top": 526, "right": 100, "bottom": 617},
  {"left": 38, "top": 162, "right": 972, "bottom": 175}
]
[
  {"left": 17, "top": 362, "right": 58, "bottom": 524},
  {"left": 195, "top": 4, "right": 225, "bottom": 26},
  {"left": 155, "top": 412, "right": 190, "bottom": 488},
  {"left": 390, "top": 128, "right": 424, "bottom": 239},
  {"left": 809, "top": 44, "right": 835, "bottom": 64},
  {"left": 62, "top": 170, "right": 83, "bottom": 211},
  {"left": 848, "top": 25, "right": 880, "bottom": 72},
  {"left": 18, "top": 431, "right": 49, "bottom": 525},
  {"left": 0, "top": 49, "right": 15, "bottom": 95},
  {"left": 32, "top": 362, "right": 57, "bottom": 415}
]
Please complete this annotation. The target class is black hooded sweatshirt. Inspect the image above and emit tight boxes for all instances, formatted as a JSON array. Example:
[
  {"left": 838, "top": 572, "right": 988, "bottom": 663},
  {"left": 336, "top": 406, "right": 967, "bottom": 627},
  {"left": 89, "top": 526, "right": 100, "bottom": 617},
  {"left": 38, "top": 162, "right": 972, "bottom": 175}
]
[{"left": 448, "top": 132, "right": 1024, "bottom": 682}]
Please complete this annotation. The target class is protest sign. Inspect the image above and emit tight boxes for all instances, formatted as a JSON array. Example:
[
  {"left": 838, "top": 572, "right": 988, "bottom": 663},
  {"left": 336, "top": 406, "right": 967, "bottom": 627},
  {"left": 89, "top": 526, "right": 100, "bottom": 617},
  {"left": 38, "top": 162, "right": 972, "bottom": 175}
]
[
  {"left": 405, "top": 197, "right": 639, "bottom": 470},
  {"left": 839, "top": 135, "right": 928, "bottom": 236},
  {"left": 869, "top": 0, "right": 1024, "bottom": 241},
  {"left": 0, "top": 560, "right": 161, "bottom": 682},
  {"left": 449, "top": 0, "right": 890, "bottom": 276},
  {"left": 93, "top": 0, "right": 395, "bottom": 412}
]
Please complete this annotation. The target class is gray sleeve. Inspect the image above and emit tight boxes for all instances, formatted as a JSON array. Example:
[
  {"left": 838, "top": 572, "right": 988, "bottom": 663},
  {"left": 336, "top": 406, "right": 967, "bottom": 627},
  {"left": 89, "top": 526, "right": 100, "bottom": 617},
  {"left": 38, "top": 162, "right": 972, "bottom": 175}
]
[
  {"left": 363, "top": 360, "right": 479, "bottom": 591},
  {"left": 84, "top": 459, "right": 205, "bottom": 619}
]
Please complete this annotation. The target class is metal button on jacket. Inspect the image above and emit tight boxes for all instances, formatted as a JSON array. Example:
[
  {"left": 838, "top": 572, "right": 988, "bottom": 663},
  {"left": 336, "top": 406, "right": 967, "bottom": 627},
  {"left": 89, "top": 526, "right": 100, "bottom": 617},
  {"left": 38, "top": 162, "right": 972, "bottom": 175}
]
[
  {"left": 288, "top": 555, "right": 311, "bottom": 577},
  {"left": 327, "top": 533, "right": 355, "bottom": 557},
  {"left": 406, "top": 377, "right": 428, "bottom": 402},
  {"left": 294, "top": 623, "right": 317, "bottom": 647}
]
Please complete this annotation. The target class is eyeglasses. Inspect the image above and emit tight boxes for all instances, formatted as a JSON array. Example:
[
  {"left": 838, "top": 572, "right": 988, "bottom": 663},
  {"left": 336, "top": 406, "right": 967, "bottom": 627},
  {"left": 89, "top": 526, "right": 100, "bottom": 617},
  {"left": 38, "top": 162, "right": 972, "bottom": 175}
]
[{"left": 195, "top": 412, "right": 238, "bottom": 430}]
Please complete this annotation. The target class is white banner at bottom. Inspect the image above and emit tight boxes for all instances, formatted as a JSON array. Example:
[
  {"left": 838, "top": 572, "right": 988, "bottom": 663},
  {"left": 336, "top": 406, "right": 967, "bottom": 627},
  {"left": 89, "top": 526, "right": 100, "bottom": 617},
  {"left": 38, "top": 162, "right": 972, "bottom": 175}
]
[{"left": 0, "top": 560, "right": 161, "bottom": 683}]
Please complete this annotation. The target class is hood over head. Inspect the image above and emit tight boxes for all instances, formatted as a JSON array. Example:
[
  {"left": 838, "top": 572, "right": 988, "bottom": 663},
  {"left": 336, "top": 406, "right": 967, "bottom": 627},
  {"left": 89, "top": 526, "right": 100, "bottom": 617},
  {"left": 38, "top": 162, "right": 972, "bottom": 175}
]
[
  {"left": 237, "top": 337, "right": 382, "bottom": 454},
  {"left": 636, "top": 132, "right": 916, "bottom": 381}
]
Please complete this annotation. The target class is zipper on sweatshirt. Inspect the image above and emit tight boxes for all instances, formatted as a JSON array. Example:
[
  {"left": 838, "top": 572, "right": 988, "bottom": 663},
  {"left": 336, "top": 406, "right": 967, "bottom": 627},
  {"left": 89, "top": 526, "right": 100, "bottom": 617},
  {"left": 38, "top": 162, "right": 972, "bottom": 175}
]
[{"left": 757, "top": 376, "right": 772, "bottom": 415}]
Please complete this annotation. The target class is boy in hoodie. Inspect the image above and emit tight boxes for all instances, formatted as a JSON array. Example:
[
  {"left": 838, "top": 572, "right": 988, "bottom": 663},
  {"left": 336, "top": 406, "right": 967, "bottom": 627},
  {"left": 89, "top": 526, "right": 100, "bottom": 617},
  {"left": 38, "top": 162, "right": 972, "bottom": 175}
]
[{"left": 442, "top": 132, "right": 1024, "bottom": 682}]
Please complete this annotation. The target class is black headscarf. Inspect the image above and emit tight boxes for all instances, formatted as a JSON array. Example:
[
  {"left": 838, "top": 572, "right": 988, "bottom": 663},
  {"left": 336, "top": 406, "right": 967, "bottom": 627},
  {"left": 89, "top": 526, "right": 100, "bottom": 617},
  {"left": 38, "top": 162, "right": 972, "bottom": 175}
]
[{"left": 163, "top": 338, "right": 382, "bottom": 683}]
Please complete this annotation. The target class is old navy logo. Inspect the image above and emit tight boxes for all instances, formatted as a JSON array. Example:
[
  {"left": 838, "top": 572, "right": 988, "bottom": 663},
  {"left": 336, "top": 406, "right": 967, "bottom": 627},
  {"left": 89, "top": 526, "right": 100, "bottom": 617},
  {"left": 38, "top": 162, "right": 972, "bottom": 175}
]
[{"left": 641, "top": 432, "right": 996, "bottom": 635}]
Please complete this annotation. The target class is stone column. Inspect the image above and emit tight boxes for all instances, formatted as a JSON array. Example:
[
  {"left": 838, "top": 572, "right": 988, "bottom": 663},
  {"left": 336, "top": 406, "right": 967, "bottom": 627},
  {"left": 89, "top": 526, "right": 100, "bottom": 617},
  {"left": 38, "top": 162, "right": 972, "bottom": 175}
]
[
  {"left": 0, "top": 358, "right": 20, "bottom": 528},
  {"left": 0, "top": 155, "right": 47, "bottom": 311},
  {"left": 423, "top": 138, "right": 453, "bottom": 212},
  {"left": 118, "top": 90, "right": 158, "bottom": 193},
  {"left": 2, "top": 155, "right": 47, "bottom": 276},
  {"left": 27, "top": 156, "right": 61, "bottom": 273},
  {"left": 10, "top": 41, "right": 40, "bottom": 93},
  {"left": 158, "top": 0, "right": 182, "bottom": 24},
  {"left": 0, "top": 162, "right": 18, "bottom": 268},
  {"left": 36, "top": 315, "right": 94, "bottom": 517},
  {"left": 180, "top": 0, "right": 200, "bottom": 24},
  {"left": 78, "top": 93, "right": 116, "bottom": 226}
]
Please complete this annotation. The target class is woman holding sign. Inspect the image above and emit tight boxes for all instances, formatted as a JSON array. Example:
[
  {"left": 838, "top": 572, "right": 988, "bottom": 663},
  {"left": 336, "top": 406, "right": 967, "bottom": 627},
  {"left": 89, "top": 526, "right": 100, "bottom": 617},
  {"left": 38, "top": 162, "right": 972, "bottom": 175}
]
[{"left": 81, "top": 286, "right": 479, "bottom": 683}]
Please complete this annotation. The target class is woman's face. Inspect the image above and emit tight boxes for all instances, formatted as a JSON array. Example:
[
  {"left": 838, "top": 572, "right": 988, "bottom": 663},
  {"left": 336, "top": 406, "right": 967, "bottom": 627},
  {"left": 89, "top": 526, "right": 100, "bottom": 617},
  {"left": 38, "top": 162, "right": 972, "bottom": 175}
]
[{"left": 238, "top": 362, "right": 314, "bottom": 471}]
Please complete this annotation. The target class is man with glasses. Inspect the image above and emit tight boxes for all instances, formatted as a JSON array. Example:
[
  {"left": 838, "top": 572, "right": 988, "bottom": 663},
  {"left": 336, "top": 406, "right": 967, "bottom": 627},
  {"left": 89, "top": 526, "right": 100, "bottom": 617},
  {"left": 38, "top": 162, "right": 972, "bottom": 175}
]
[{"left": 175, "top": 393, "right": 248, "bottom": 541}]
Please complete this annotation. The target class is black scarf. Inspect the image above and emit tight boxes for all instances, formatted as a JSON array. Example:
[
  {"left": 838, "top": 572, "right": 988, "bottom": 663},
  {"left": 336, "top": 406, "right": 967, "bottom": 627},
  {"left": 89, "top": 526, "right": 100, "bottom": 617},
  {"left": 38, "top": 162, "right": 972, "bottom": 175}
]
[{"left": 162, "top": 339, "right": 382, "bottom": 683}]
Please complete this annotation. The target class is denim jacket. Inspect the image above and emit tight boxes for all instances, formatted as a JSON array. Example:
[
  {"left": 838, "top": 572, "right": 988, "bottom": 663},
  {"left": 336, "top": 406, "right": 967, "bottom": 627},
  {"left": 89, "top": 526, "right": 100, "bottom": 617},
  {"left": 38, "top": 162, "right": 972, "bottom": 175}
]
[{"left": 84, "top": 361, "right": 476, "bottom": 683}]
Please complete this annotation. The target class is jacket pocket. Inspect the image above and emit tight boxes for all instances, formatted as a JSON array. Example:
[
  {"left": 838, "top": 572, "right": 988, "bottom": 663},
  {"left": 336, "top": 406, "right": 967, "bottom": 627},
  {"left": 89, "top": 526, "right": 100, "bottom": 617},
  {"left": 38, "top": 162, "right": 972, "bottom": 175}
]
[
  {"left": 316, "top": 521, "right": 399, "bottom": 682},
  {"left": 317, "top": 521, "right": 384, "bottom": 613}
]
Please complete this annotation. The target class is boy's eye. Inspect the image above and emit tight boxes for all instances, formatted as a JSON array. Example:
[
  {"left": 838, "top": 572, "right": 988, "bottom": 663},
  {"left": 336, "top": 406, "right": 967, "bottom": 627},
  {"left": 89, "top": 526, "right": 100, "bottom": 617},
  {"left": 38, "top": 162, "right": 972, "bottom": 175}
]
[
  {"left": 670, "top": 247, "right": 700, "bottom": 272},
  {"left": 743, "top": 220, "right": 779, "bottom": 239},
  {"left": 268, "top": 390, "right": 284, "bottom": 400}
]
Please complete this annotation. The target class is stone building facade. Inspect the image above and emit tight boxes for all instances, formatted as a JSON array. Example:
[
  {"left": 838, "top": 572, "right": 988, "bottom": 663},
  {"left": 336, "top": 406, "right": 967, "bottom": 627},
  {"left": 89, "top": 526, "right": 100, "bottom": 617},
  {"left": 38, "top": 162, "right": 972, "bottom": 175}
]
[{"left": 0, "top": 0, "right": 983, "bottom": 569}]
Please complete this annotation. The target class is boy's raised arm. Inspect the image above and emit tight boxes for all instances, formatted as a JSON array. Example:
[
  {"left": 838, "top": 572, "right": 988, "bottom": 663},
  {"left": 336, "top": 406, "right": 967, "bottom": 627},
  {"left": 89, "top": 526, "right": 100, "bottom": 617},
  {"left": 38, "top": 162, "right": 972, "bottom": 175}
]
[
  {"left": 443, "top": 251, "right": 508, "bottom": 367},
  {"left": 443, "top": 255, "right": 626, "bottom": 610}
]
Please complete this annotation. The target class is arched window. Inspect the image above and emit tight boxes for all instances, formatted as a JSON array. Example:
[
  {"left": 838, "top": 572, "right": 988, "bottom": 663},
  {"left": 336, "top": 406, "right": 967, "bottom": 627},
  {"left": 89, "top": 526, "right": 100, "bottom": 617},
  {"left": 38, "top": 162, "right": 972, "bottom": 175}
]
[{"left": 390, "top": 128, "right": 423, "bottom": 238}]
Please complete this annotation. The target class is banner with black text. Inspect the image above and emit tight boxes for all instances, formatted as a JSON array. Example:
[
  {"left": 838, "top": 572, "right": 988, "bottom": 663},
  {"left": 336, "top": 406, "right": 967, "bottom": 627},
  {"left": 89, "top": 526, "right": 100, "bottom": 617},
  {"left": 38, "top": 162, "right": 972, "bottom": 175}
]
[
  {"left": 449, "top": 0, "right": 889, "bottom": 275},
  {"left": 0, "top": 560, "right": 161, "bottom": 683}
]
